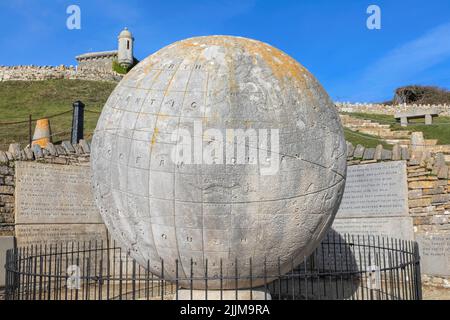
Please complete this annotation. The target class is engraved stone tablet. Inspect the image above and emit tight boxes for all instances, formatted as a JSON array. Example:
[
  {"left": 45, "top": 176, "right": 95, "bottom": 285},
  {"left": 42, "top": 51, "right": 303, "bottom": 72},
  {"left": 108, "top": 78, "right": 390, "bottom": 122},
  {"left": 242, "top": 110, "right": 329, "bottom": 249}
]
[
  {"left": 330, "top": 161, "right": 413, "bottom": 240},
  {"left": 15, "top": 162, "right": 102, "bottom": 224},
  {"left": 14, "top": 162, "right": 107, "bottom": 247},
  {"left": 336, "top": 161, "right": 408, "bottom": 218},
  {"left": 331, "top": 217, "right": 414, "bottom": 240},
  {"left": 15, "top": 224, "right": 108, "bottom": 247},
  {"left": 415, "top": 233, "right": 450, "bottom": 276}
]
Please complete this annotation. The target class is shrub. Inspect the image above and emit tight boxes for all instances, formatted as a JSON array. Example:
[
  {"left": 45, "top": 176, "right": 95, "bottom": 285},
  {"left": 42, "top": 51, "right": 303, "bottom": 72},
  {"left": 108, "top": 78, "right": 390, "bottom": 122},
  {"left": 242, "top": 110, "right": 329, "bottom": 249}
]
[
  {"left": 112, "top": 58, "right": 139, "bottom": 75},
  {"left": 393, "top": 85, "right": 450, "bottom": 105}
]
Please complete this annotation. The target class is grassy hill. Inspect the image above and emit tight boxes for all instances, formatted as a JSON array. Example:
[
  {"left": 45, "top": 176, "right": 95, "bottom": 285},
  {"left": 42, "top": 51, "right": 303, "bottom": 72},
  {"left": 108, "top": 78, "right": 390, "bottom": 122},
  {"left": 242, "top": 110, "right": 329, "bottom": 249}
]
[
  {"left": 343, "top": 112, "right": 450, "bottom": 145},
  {"left": 0, "top": 80, "right": 116, "bottom": 149},
  {"left": 1, "top": 79, "right": 442, "bottom": 152}
]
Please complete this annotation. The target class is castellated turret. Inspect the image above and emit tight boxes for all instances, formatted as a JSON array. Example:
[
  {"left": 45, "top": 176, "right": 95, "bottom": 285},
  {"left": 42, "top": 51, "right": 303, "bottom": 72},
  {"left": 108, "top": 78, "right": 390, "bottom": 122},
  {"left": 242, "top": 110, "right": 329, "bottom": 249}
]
[{"left": 118, "top": 27, "right": 134, "bottom": 68}]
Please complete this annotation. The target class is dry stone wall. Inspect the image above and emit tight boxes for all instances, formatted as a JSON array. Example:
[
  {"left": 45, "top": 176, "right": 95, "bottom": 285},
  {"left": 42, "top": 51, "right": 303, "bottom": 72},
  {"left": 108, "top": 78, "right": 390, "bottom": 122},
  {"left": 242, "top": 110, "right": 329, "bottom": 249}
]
[
  {"left": 0, "top": 140, "right": 91, "bottom": 236},
  {"left": 0, "top": 65, "right": 122, "bottom": 82},
  {"left": 1, "top": 139, "right": 449, "bottom": 285},
  {"left": 336, "top": 102, "right": 450, "bottom": 116}
]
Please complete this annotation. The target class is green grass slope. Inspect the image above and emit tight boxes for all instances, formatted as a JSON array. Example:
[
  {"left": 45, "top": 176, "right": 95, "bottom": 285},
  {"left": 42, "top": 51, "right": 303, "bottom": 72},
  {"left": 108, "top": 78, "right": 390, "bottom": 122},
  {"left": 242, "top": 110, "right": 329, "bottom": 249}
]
[
  {"left": 343, "top": 112, "right": 450, "bottom": 145},
  {"left": 0, "top": 80, "right": 116, "bottom": 148}
]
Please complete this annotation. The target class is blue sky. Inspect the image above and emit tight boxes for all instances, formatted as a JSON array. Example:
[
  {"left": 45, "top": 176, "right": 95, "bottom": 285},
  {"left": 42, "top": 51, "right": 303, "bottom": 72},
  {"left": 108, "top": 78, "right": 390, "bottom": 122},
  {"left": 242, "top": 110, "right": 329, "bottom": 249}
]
[{"left": 0, "top": 0, "right": 449, "bottom": 102}]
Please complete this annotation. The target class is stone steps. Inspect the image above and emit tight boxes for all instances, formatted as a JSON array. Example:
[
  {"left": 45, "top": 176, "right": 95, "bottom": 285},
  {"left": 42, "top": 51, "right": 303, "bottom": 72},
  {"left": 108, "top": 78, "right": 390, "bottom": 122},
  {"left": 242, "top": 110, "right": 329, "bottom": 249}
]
[{"left": 340, "top": 114, "right": 412, "bottom": 140}]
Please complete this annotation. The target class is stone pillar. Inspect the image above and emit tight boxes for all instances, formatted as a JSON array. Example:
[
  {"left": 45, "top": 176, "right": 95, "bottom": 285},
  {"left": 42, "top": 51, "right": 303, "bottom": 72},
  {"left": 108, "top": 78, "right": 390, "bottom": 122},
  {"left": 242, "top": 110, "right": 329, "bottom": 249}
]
[
  {"left": 400, "top": 117, "right": 408, "bottom": 127},
  {"left": 71, "top": 101, "right": 85, "bottom": 145},
  {"left": 411, "top": 132, "right": 425, "bottom": 152},
  {"left": 425, "top": 114, "right": 432, "bottom": 125}
]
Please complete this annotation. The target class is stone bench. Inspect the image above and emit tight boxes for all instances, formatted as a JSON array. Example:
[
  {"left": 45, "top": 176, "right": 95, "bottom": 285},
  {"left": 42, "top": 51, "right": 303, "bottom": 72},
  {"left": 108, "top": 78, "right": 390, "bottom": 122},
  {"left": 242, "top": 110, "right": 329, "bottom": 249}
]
[{"left": 394, "top": 110, "right": 438, "bottom": 127}]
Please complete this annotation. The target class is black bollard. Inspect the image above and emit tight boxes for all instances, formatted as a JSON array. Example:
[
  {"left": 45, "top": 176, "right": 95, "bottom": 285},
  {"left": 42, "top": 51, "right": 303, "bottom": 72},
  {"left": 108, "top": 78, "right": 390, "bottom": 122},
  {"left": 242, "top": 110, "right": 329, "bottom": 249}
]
[{"left": 71, "top": 101, "right": 85, "bottom": 145}]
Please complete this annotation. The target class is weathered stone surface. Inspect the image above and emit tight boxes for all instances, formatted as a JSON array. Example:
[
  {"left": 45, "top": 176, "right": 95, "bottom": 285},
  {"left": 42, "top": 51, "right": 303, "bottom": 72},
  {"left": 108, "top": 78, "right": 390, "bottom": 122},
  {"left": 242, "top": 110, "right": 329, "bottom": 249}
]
[
  {"left": 353, "top": 144, "right": 365, "bottom": 159},
  {"left": 5, "top": 152, "right": 13, "bottom": 161},
  {"left": 15, "top": 224, "right": 108, "bottom": 247},
  {"left": 0, "top": 65, "right": 122, "bottom": 82},
  {"left": 374, "top": 144, "right": 383, "bottom": 160},
  {"left": 32, "top": 144, "right": 43, "bottom": 158},
  {"left": 431, "top": 215, "right": 449, "bottom": 225},
  {"left": 423, "top": 187, "right": 445, "bottom": 195},
  {"left": 79, "top": 139, "right": 91, "bottom": 154},
  {"left": 55, "top": 145, "right": 66, "bottom": 156},
  {"left": 331, "top": 216, "right": 414, "bottom": 240},
  {"left": 23, "top": 147, "right": 34, "bottom": 160},
  {"left": 363, "top": 148, "right": 375, "bottom": 160},
  {"left": 381, "top": 149, "right": 392, "bottom": 160},
  {"left": 437, "top": 166, "right": 449, "bottom": 179},
  {"left": 336, "top": 161, "right": 408, "bottom": 218},
  {"left": 410, "top": 132, "right": 425, "bottom": 152},
  {"left": 45, "top": 142, "right": 58, "bottom": 156},
  {"left": 401, "top": 146, "right": 410, "bottom": 160},
  {"left": 431, "top": 194, "right": 450, "bottom": 205},
  {"left": 409, "top": 198, "right": 432, "bottom": 208},
  {"left": 408, "top": 189, "right": 423, "bottom": 199},
  {"left": 0, "top": 185, "right": 14, "bottom": 195},
  {"left": 0, "top": 151, "right": 8, "bottom": 163},
  {"left": 416, "top": 233, "right": 450, "bottom": 276},
  {"left": 91, "top": 36, "right": 347, "bottom": 289},
  {"left": 0, "top": 236, "right": 14, "bottom": 287},
  {"left": 8, "top": 143, "right": 21, "bottom": 159},
  {"left": 15, "top": 162, "right": 102, "bottom": 224},
  {"left": 346, "top": 142, "right": 354, "bottom": 158},
  {"left": 74, "top": 144, "right": 84, "bottom": 154},
  {"left": 409, "top": 181, "right": 438, "bottom": 189},
  {"left": 62, "top": 141, "right": 75, "bottom": 154},
  {"left": 392, "top": 145, "right": 401, "bottom": 161}
]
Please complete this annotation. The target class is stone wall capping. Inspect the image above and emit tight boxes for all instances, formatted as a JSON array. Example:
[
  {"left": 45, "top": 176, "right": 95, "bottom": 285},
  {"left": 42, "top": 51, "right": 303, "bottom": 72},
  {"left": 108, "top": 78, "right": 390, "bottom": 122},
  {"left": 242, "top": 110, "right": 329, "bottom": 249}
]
[
  {"left": 0, "top": 65, "right": 122, "bottom": 82},
  {"left": 32, "top": 144, "right": 43, "bottom": 159},
  {"left": 363, "top": 148, "right": 375, "bottom": 160},
  {"left": 8, "top": 143, "right": 21, "bottom": 160},
  {"left": 5, "top": 152, "right": 13, "bottom": 161},
  {"left": 23, "top": 147, "right": 34, "bottom": 161},
  {"left": 0, "top": 151, "right": 8, "bottom": 163},
  {"left": 62, "top": 141, "right": 76, "bottom": 154},
  {"left": 55, "top": 145, "right": 66, "bottom": 156},
  {"left": 374, "top": 144, "right": 383, "bottom": 160},
  {"left": 353, "top": 144, "right": 365, "bottom": 159},
  {"left": 79, "top": 139, "right": 91, "bottom": 154},
  {"left": 336, "top": 102, "right": 450, "bottom": 116},
  {"left": 381, "top": 149, "right": 392, "bottom": 160},
  {"left": 45, "top": 143, "right": 58, "bottom": 157}
]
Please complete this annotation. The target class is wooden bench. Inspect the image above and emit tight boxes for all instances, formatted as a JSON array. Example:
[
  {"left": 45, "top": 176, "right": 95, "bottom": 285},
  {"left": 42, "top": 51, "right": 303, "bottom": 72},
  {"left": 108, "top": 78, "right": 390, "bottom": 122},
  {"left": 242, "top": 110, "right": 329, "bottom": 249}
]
[{"left": 394, "top": 110, "right": 439, "bottom": 127}]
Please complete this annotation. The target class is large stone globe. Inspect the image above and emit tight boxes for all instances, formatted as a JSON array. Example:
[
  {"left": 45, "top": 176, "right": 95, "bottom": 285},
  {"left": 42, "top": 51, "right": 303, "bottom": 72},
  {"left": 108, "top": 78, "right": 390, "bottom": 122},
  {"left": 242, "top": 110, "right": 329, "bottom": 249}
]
[{"left": 91, "top": 36, "right": 346, "bottom": 289}]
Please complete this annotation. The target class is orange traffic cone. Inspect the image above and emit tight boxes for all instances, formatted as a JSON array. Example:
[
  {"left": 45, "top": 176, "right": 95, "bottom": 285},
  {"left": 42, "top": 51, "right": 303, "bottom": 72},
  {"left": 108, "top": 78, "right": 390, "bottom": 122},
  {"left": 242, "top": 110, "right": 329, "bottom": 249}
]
[{"left": 32, "top": 119, "right": 52, "bottom": 148}]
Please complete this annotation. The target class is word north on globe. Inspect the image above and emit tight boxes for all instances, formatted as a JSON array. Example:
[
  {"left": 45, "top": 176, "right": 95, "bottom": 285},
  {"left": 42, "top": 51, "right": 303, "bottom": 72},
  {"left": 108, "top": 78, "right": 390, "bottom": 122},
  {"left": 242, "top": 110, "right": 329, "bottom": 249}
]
[{"left": 91, "top": 35, "right": 347, "bottom": 289}]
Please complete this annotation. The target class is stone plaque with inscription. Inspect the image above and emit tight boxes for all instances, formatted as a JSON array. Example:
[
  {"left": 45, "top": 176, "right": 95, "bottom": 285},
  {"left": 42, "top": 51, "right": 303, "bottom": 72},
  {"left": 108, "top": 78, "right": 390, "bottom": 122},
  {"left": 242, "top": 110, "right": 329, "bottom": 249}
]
[
  {"left": 415, "top": 233, "right": 450, "bottom": 276},
  {"left": 330, "top": 161, "right": 413, "bottom": 240},
  {"left": 15, "top": 162, "right": 102, "bottom": 224},
  {"left": 331, "top": 217, "right": 414, "bottom": 240},
  {"left": 15, "top": 224, "right": 108, "bottom": 247},
  {"left": 336, "top": 161, "right": 409, "bottom": 218},
  {"left": 14, "top": 162, "right": 107, "bottom": 247}
]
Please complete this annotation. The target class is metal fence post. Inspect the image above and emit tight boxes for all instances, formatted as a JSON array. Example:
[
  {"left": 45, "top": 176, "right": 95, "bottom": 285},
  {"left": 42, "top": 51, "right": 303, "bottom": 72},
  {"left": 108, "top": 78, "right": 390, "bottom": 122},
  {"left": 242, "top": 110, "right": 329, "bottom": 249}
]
[
  {"left": 28, "top": 115, "right": 32, "bottom": 147},
  {"left": 71, "top": 101, "right": 85, "bottom": 145}
]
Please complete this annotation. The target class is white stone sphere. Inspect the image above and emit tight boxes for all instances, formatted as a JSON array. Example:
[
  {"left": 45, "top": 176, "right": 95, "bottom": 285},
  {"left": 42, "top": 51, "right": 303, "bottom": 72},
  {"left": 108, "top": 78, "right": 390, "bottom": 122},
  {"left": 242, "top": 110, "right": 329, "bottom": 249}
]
[{"left": 91, "top": 36, "right": 346, "bottom": 289}]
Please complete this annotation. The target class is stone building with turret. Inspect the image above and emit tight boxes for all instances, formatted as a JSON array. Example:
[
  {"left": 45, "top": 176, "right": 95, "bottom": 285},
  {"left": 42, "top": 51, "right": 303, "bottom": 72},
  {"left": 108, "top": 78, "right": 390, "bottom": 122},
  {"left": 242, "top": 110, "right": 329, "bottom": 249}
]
[{"left": 75, "top": 27, "right": 135, "bottom": 72}]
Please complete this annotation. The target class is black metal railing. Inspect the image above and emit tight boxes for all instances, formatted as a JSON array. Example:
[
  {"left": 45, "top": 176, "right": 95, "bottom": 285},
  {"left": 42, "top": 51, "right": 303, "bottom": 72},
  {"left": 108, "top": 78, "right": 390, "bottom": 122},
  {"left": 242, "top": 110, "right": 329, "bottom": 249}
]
[{"left": 4, "top": 233, "right": 422, "bottom": 300}]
